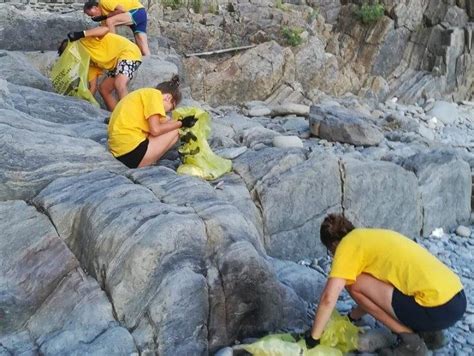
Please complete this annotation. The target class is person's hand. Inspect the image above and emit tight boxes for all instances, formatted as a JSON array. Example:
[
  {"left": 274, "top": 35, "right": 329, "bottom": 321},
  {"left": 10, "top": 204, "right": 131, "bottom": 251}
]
[
  {"left": 304, "top": 333, "right": 320, "bottom": 349},
  {"left": 180, "top": 115, "right": 198, "bottom": 128},
  {"left": 91, "top": 15, "right": 107, "bottom": 22},
  {"left": 67, "top": 31, "right": 85, "bottom": 42}
]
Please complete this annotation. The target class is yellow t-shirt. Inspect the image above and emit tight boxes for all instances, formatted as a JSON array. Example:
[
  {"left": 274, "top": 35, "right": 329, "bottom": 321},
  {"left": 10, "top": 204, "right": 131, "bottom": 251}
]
[
  {"left": 99, "top": 0, "right": 144, "bottom": 14},
  {"left": 88, "top": 65, "right": 103, "bottom": 82},
  {"left": 79, "top": 33, "right": 141, "bottom": 71},
  {"left": 329, "top": 228, "right": 463, "bottom": 307},
  {"left": 108, "top": 88, "right": 167, "bottom": 157}
]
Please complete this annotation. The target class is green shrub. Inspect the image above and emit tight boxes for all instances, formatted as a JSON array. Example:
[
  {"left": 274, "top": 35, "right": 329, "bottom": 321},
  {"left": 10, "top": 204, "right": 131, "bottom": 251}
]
[
  {"left": 281, "top": 26, "right": 303, "bottom": 47},
  {"left": 190, "top": 0, "right": 201, "bottom": 13},
  {"left": 307, "top": 7, "right": 319, "bottom": 23},
  {"left": 354, "top": 1, "right": 385, "bottom": 24}
]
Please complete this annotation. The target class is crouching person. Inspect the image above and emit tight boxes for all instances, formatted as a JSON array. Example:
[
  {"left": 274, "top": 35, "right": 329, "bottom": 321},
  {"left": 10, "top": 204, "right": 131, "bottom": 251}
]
[
  {"left": 108, "top": 75, "right": 184, "bottom": 168},
  {"left": 66, "top": 27, "right": 142, "bottom": 111},
  {"left": 305, "top": 214, "right": 466, "bottom": 356}
]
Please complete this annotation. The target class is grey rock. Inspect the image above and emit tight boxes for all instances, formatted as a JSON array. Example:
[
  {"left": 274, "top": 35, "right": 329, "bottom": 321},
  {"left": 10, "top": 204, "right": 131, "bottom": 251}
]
[
  {"left": 0, "top": 200, "right": 136, "bottom": 355},
  {"left": 427, "top": 101, "right": 460, "bottom": 125},
  {"left": 215, "top": 146, "right": 248, "bottom": 160},
  {"left": 273, "top": 135, "right": 304, "bottom": 149},
  {"left": 0, "top": 6, "right": 89, "bottom": 51},
  {"left": 214, "top": 346, "right": 234, "bottom": 356},
  {"left": 129, "top": 55, "right": 178, "bottom": 92},
  {"left": 358, "top": 329, "right": 397, "bottom": 352},
  {"left": 402, "top": 150, "right": 471, "bottom": 236},
  {"left": 270, "top": 103, "right": 310, "bottom": 117},
  {"left": 238, "top": 126, "right": 281, "bottom": 148},
  {"left": 0, "top": 51, "right": 53, "bottom": 92},
  {"left": 343, "top": 158, "right": 422, "bottom": 238},
  {"left": 248, "top": 106, "right": 272, "bottom": 117},
  {"left": 309, "top": 105, "right": 384, "bottom": 146},
  {"left": 456, "top": 225, "right": 472, "bottom": 237}
]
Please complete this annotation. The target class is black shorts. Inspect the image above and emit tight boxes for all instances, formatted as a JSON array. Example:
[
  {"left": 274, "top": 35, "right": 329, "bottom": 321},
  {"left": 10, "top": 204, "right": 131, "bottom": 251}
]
[
  {"left": 392, "top": 288, "right": 466, "bottom": 332},
  {"left": 115, "top": 139, "right": 148, "bottom": 168}
]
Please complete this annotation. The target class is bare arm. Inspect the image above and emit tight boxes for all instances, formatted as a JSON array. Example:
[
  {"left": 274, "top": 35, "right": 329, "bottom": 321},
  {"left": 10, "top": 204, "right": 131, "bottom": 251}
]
[
  {"left": 148, "top": 115, "right": 182, "bottom": 137},
  {"left": 84, "top": 26, "right": 110, "bottom": 37},
  {"left": 311, "top": 277, "right": 346, "bottom": 340}
]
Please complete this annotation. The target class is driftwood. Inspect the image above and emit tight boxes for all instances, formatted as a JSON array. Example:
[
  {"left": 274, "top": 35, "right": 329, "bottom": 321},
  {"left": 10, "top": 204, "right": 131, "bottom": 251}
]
[{"left": 185, "top": 45, "right": 256, "bottom": 57}]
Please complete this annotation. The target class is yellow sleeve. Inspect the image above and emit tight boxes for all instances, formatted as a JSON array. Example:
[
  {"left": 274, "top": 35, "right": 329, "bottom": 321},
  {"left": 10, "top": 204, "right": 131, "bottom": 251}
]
[
  {"left": 143, "top": 91, "right": 166, "bottom": 121},
  {"left": 329, "top": 238, "right": 363, "bottom": 285}
]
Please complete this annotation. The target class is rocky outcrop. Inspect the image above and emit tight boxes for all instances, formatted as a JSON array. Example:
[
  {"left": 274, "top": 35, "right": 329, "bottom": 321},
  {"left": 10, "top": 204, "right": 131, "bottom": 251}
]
[{"left": 0, "top": 200, "right": 137, "bottom": 355}]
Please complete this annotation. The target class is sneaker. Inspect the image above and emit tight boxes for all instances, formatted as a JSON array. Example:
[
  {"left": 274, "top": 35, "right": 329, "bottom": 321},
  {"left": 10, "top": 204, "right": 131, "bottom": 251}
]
[
  {"left": 419, "top": 330, "right": 446, "bottom": 350},
  {"left": 380, "top": 332, "right": 428, "bottom": 356}
]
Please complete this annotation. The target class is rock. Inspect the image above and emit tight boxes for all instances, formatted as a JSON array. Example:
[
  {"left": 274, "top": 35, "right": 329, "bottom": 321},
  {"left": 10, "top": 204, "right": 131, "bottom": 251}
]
[
  {"left": 273, "top": 135, "right": 304, "bottom": 149},
  {"left": 234, "top": 150, "right": 342, "bottom": 260},
  {"left": 129, "top": 55, "right": 178, "bottom": 91},
  {"left": 0, "top": 5, "right": 89, "bottom": 51},
  {"left": 270, "top": 103, "right": 310, "bottom": 117},
  {"left": 248, "top": 106, "right": 272, "bottom": 117},
  {"left": 402, "top": 150, "right": 471, "bottom": 236},
  {"left": 427, "top": 101, "right": 460, "bottom": 125},
  {"left": 456, "top": 225, "right": 471, "bottom": 237},
  {"left": 309, "top": 105, "right": 384, "bottom": 146},
  {"left": 215, "top": 147, "right": 248, "bottom": 160},
  {"left": 342, "top": 158, "right": 422, "bottom": 239},
  {"left": 238, "top": 126, "right": 280, "bottom": 148},
  {"left": 214, "top": 346, "right": 234, "bottom": 356},
  {"left": 0, "top": 51, "right": 53, "bottom": 92},
  {"left": 184, "top": 41, "right": 294, "bottom": 106},
  {"left": 358, "top": 329, "right": 397, "bottom": 352},
  {"left": 0, "top": 200, "right": 136, "bottom": 355}
]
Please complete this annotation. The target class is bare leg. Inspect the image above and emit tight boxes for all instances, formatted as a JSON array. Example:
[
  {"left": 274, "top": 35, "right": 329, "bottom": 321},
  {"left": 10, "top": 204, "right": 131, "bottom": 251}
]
[
  {"left": 138, "top": 130, "right": 179, "bottom": 167},
  {"left": 347, "top": 273, "right": 412, "bottom": 334},
  {"left": 113, "top": 74, "right": 130, "bottom": 100},
  {"left": 105, "top": 13, "right": 133, "bottom": 33},
  {"left": 98, "top": 76, "right": 118, "bottom": 111},
  {"left": 134, "top": 32, "right": 150, "bottom": 56}
]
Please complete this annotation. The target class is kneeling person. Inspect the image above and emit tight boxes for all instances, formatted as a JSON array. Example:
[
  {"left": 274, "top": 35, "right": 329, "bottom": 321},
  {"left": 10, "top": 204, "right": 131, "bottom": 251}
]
[
  {"left": 306, "top": 214, "right": 466, "bottom": 355},
  {"left": 108, "top": 75, "right": 184, "bottom": 168},
  {"left": 67, "top": 27, "right": 142, "bottom": 111}
]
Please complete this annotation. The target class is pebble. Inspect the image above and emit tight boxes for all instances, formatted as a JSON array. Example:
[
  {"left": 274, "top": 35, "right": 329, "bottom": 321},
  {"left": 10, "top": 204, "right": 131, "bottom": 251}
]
[
  {"left": 273, "top": 135, "right": 304, "bottom": 149},
  {"left": 455, "top": 225, "right": 471, "bottom": 237}
]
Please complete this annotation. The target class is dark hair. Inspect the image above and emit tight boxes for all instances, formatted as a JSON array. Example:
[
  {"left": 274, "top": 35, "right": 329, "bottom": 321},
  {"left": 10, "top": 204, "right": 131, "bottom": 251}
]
[
  {"left": 156, "top": 75, "right": 182, "bottom": 105},
  {"left": 320, "top": 214, "right": 355, "bottom": 249},
  {"left": 84, "top": 0, "right": 99, "bottom": 11},
  {"left": 57, "top": 39, "right": 69, "bottom": 56}
]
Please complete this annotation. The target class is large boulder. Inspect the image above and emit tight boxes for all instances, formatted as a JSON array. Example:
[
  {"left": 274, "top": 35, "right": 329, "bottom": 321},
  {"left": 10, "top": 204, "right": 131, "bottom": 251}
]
[
  {"left": 33, "top": 168, "right": 324, "bottom": 353},
  {"left": 0, "top": 200, "right": 136, "bottom": 355},
  {"left": 342, "top": 158, "right": 422, "bottom": 239},
  {"left": 0, "top": 6, "right": 89, "bottom": 51},
  {"left": 309, "top": 105, "right": 384, "bottom": 146},
  {"left": 401, "top": 150, "right": 471, "bottom": 236},
  {"left": 184, "top": 41, "right": 294, "bottom": 106},
  {"left": 0, "top": 51, "right": 53, "bottom": 91},
  {"left": 129, "top": 54, "right": 179, "bottom": 91}
]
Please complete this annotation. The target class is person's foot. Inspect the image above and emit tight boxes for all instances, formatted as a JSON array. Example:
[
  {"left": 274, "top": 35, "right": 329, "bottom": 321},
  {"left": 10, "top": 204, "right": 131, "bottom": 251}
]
[
  {"left": 379, "top": 332, "right": 428, "bottom": 356},
  {"left": 418, "top": 330, "right": 446, "bottom": 350}
]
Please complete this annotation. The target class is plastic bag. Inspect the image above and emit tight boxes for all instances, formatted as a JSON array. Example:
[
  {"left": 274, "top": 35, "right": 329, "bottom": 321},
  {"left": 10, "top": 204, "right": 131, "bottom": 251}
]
[
  {"left": 242, "top": 333, "right": 342, "bottom": 356},
  {"left": 172, "top": 107, "right": 232, "bottom": 180},
  {"left": 240, "top": 311, "right": 358, "bottom": 356},
  {"left": 50, "top": 41, "right": 99, "bottom": 106},
  {"left": 319, "top": 311, "right": 359, "bottom": 353}
]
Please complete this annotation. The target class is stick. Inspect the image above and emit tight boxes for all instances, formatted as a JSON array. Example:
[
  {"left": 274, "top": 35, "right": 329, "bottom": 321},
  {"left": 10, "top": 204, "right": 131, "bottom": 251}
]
[{"left": 185, "top": 45, "right": 256, "bottom": 57}]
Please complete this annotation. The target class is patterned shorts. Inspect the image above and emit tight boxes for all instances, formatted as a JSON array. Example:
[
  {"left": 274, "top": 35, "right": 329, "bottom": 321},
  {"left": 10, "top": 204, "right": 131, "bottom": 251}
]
[{"left": 106, "top": 60, "right": 142, "bottom": 80}]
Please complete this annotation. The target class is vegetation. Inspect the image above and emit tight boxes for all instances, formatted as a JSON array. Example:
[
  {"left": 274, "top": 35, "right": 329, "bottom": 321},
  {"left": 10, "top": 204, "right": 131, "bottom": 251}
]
[
  {"left": 190, "top": 0, "right": 201, "bottom": 13},
  {"left": 307, "top": 7, "right": 320, "bottom": 23},
  {"left": 281, "top": 26, "right": 303, "bottom": 47},
  {"left": 354, "top": 1, "right": 385, "bottom": 24},
  {"left": 162, "top": 0, "right": 182, "bottom": 10}
]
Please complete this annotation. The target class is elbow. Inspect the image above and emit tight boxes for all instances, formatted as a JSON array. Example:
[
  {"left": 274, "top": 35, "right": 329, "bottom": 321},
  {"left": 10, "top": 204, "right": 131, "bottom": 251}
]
[{"left": 149, "top": 127, "right": 161, "bottom": 136}]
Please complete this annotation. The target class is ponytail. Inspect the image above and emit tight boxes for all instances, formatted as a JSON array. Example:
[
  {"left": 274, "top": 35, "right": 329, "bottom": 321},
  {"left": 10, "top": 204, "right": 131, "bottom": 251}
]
[{"left": 156, "top": 75, "right": 182, "bottom": 105}]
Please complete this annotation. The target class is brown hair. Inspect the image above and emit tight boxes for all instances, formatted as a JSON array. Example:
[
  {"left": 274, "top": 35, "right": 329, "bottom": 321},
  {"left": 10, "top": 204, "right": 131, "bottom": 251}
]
[
  {"left": 83, "top": 0, "right": 99, "bottom": 11},
  {"left": 156, "top": 75, "right": 182, "bottom": 105},
  {"left": 320, "top": 214, "right": 355, "bottom": 249}
]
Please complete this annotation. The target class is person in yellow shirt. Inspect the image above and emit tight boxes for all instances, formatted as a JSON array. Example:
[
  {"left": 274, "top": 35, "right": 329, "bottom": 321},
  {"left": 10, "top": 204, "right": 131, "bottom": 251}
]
[
  {"left": 83, "top": 0, "right": 150, "bottom": 56},
  {"left": 305, "top": 214, "right": 466, "bottom": 355},
  {"left": 108, "top": 75, "right": 197, "bottom": 168},
  {"left": 67, "top": 27, "right": 142, "bottom": 111},
  {"left": 88, "top": 64, "right": 103, "bottom": 95}
]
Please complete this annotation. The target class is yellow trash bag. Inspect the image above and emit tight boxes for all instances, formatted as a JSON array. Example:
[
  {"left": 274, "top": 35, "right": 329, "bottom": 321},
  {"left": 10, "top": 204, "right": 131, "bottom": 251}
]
[
  {"left": 50, "top": 41, "right": 99, "bottom": 106},
  {"left": 319, "top": 311, "right": 359, "bottom": 353},
  {"left": 240, "top": 311, "right": 358, "bottom": 356},
  {"left": 241, "top": 333, "right": 342, "bottom": 356},
  {"left": 172, "top": 107, "right": 232, "bottom": 180}
]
